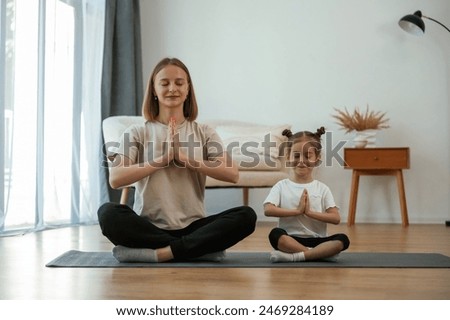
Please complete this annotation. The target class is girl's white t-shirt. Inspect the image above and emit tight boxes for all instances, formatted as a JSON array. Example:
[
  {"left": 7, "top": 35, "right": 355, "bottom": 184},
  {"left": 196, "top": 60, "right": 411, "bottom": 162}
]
[{"left": 264, "top": 179, "right": 337, "bottom": 237}]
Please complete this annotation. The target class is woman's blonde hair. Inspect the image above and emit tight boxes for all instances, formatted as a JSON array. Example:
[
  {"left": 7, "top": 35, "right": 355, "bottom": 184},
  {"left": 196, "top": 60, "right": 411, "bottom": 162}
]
[{"left": 142, "top": 57, "right": 198, "bottom": 121}]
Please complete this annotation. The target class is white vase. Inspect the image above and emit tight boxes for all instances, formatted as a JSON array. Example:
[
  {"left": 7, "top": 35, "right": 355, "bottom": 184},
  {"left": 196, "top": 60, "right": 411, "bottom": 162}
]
[{"left": 353, "top": 129, "right": 378, "bottom": 148}]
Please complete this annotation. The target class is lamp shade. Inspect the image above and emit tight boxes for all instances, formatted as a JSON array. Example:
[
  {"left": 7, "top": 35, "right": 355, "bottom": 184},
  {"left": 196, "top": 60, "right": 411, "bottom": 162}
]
[{"left": 399, "top": 10, "right": 425, "bottom": 35}]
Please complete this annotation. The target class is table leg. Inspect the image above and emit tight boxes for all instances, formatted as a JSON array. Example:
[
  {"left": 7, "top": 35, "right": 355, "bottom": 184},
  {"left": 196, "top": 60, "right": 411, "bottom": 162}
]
[
  {"left": 348, "top": 170, "right": 360, "bottom": 226},
  {"left": 395, "top": 170, "right": 409, "bottom": 227}
]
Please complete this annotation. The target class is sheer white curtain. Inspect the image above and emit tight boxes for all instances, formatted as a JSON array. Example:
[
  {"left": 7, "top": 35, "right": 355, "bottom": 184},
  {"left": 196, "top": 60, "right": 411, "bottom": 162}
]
[{"left": 0, "top": 0, "right": 106, "bottom": 234}]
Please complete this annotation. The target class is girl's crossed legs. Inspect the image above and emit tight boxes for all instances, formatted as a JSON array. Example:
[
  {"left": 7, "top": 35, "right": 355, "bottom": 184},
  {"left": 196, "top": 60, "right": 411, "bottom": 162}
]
[{"left": 269, "top": 227, "right": 350, "bottom": 262}]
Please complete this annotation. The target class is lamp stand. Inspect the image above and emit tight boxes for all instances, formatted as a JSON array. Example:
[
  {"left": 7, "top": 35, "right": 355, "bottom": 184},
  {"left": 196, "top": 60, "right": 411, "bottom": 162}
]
[{"left": 423, "top": 15, "right": 450, "bottom": 33}]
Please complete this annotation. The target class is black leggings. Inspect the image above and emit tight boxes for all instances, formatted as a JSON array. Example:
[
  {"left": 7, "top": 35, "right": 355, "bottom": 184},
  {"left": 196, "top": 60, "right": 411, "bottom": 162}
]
[
  {"left": 269, "top": 227, "right": 350, "bottom": 251},
  {"left": 97, "top": 202, "right": 257, "bottom": 260}
]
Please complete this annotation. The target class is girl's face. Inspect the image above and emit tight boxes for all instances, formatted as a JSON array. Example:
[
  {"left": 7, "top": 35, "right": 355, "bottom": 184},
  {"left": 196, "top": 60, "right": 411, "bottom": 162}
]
[
  {"left": 288, "top": 140, "right": 321, "bottom": 181},
  {"left": 153, "top": 65, "right": 190, "bottom": 110}
]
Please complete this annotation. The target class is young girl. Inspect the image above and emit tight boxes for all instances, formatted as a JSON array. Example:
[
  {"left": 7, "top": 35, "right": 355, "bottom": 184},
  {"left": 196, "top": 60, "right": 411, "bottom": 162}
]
[{"left": 264, "top": 127, "right": 349, "bottom": 262}]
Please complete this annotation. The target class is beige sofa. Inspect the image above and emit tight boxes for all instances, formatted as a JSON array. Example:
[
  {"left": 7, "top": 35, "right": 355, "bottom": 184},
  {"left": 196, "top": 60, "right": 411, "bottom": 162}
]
[
  {"left": 102, "top": 116, "right": 290, "bottom": 205},
  {"left": 204, "top": 119, "right": 290, "bottom": 205}
]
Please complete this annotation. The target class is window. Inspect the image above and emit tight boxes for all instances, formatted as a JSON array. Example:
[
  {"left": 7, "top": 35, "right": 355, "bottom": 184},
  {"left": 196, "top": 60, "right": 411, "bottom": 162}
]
[{"left": 1, "top": 0, "right": 105, "bottom": 233}]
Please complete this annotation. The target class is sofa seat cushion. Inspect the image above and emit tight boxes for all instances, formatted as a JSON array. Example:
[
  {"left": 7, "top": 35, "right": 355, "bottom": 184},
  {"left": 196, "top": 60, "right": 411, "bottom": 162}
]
[
  {"left": 205, "top": 170, "right": 289, "bottom": 188},
  {"left": 232, "top": 154, "right": 283, "bottom": 171},
  {"left": 208, "top": 120, "right": 291, "bottom": 160}
]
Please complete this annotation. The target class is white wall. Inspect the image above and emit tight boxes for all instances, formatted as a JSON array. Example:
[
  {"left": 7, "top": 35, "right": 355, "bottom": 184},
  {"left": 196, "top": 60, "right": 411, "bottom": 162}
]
[{"left": 140, "top": 0, "right": 450, "bottom": 224}]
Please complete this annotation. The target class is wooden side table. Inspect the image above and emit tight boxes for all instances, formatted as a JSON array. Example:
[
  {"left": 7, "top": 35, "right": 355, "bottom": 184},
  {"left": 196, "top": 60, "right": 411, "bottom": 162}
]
[{"left": 344, "top": 147, "right": 410, "bottom": 227}]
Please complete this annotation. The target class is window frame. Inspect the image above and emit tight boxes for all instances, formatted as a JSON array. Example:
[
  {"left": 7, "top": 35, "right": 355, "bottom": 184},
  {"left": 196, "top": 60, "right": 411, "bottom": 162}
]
[{"left": 1, "top": 0, "right": 85, "bottom": 231}]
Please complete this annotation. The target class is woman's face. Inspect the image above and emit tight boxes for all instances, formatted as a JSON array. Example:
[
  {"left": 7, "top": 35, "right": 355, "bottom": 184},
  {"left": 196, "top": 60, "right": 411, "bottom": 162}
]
[{"left": 153, "top": 65, "right": 190, "bottom": 110}]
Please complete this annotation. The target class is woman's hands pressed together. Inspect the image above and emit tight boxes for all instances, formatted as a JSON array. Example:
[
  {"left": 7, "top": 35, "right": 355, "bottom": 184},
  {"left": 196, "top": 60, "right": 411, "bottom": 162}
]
[{"left": 168, "top": 117, "right": 200, "bottom": 170}]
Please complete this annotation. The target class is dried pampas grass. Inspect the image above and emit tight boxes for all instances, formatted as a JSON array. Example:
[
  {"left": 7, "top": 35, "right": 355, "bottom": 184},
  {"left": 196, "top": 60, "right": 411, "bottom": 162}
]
[{"left": 332, "top": 105, "right": 390, "bottom": 133}]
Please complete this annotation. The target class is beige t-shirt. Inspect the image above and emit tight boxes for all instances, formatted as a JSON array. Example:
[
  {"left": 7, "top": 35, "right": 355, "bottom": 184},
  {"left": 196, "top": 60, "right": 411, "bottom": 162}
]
[{"left": 116, "top": 120, "right": 224, "bottom": 230}]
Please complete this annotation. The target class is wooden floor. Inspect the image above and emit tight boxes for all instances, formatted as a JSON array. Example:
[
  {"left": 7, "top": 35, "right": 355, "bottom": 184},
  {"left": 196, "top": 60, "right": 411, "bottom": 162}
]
[{"left": 0, "top": 221, "right": 449, "bottom": 300}]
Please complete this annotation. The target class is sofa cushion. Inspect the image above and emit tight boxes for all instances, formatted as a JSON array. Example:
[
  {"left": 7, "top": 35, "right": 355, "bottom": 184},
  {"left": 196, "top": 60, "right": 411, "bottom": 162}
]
[
  {"left": 231, "top": 154, "right": 283, "bottom": 171},
  {"left": 206, "top": 170, "right": 289, "bottom": 188},
  {"left": 211, "top": 121, "right": 291, "bottom": 160}
]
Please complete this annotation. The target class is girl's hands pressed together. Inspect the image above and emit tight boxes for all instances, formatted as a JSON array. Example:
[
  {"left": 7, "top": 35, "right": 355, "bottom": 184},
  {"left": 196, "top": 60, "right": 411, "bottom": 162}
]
[
  {"left": 298, "top": 189, "right": 319, "bottom": 218},
  {"left": 304, "top": 189, "right": 311, "bottom": 215},
  {"left": 297, "top": 189, "right": 307, "bottom": 215},
  {"left": 301, "top": 189, "right": 341, "bottom": 224}
]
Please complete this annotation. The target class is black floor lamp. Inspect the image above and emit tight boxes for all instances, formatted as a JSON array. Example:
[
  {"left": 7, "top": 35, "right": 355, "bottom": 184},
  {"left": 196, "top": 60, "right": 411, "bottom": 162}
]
[
  {"left": 399, "top": 10, "right": 450, "bottom": 35},
  {"left": 398, "top": 10, "right": 450, "bottom": 227}
]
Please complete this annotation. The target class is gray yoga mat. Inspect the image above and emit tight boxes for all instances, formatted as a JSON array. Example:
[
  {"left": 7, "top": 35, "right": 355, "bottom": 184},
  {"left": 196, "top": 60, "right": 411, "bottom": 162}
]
[{"left": 46, "top": 250, "right": 450, "bottom": 268}]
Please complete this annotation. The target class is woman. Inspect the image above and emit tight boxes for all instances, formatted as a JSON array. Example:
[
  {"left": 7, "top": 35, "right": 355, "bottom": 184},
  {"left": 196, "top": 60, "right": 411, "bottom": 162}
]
[{"left": 98, "top": 57, "right": 256, "bottom": 262}]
